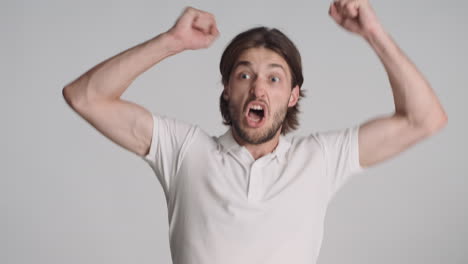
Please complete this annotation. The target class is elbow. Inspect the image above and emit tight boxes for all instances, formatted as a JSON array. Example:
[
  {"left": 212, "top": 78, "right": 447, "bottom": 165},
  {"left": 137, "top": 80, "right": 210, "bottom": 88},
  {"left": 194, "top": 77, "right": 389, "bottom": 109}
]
[
  {"left": 424, "top": 111, "right": 448, "bottom": 136},
  {"left": 436, "top": 112, "right": 448, "bottom": 130},
  {"left": 62, "top": 85, "right": 79, "bottom": 110},
  {"left": 62, "top": 84, "right": 87, "bottom": 111},
  {"left": 62, "top": 85, "right": 72, "bottom": 107},
  {"left": 62, "top": 73, "right": 95, "bottom": 110},
  {"left": 433, "top": 107, "right": 448, "bottom": 130}
]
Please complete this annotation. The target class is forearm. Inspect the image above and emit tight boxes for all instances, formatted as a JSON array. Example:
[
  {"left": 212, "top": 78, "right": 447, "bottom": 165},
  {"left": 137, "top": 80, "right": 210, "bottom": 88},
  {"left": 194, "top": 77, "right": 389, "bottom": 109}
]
[
  {"left": 364, "top": 26, "right": 448, "bottom": 130},
  {"left": 63, "top": 32, "right": 182, "bottom": 106}
]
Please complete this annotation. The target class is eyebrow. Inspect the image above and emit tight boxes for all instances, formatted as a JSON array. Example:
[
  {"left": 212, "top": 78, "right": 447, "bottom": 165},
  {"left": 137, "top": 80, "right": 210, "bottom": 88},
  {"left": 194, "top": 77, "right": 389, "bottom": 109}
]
[{"left": 233, "top": 60, "right": 286, "bottom": 72}]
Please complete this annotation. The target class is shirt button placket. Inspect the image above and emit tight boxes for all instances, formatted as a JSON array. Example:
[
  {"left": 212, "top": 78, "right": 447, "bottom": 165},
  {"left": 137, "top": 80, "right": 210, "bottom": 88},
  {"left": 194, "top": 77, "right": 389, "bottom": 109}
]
[{"left": 248, "top": 162, "right": 261, "bottom": 202}]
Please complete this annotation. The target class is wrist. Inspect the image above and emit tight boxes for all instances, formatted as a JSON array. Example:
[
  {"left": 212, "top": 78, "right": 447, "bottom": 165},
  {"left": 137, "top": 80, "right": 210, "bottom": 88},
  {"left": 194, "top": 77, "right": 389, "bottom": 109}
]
[
  {"left": 160, "top": 31, "right": 186, "bottom": 55},
  {"left": 364, "top": 24, "right": 400, "bottom": 61},
  {"left": 363, "top": 22, "right": 386, "bottom": 43}
]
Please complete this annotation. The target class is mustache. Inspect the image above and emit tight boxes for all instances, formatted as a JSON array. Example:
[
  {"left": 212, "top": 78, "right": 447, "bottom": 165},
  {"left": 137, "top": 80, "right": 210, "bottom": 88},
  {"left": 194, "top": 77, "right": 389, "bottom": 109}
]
[{"left": 244, "top": 96, "right": 268, "bottom": 108}]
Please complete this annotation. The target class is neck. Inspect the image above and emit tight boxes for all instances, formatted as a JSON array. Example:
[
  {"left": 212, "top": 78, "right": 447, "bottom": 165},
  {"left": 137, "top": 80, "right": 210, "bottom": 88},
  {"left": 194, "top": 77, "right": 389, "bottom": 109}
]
[{"left": 231, "top": 128, "right": 281, "bottom": 160}]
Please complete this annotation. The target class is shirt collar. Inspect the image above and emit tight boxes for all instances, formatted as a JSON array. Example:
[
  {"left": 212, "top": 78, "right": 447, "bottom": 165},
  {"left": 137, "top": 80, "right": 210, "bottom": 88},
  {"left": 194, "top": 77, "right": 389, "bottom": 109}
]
[{"left": 217, "top": 128, "right": 291, "bottom": 162}]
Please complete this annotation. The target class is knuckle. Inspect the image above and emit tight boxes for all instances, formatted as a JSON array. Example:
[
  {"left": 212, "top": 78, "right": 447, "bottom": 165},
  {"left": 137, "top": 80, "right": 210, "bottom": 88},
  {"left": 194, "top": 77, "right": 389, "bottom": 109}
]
[{"left": 186, "top": 6, "right": 198, "bottom": 15}]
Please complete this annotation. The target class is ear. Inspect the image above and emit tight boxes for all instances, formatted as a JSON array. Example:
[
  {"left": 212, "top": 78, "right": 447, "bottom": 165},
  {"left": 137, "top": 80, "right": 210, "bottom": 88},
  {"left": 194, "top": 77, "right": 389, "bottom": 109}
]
[
  {"left": 288, "top": 85, "right": 300, "bottom": 107},
  {"left": 223, "top": 85, "right": 230, "bottom": 100}
]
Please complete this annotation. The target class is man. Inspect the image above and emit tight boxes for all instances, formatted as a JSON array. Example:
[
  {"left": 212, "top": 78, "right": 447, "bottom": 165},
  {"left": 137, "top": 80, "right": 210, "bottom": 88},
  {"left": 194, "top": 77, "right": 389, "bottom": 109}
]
[{"left": 62, "top": 1, "right": 447, "bottom": 264}]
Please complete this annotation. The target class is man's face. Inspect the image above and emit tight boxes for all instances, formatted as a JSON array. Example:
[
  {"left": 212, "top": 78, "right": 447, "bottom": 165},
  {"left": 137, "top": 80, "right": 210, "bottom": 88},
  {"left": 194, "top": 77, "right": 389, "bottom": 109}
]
[{"left": 223, "top": 47, "right": 299, "bottom": 145}]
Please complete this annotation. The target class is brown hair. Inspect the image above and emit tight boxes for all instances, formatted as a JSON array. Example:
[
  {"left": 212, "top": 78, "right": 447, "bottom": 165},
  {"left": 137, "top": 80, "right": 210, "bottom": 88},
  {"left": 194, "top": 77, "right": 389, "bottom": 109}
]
[{"left": 219, "top": 26, "right": 305, "bottom": 135}]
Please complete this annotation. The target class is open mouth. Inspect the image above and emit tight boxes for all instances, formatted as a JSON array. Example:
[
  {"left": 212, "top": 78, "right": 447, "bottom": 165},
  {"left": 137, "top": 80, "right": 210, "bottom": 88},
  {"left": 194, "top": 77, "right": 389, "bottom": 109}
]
[
  {"left": 248, "top": 106, "right": 265, "bottom": 122},
  {"left": 245, "top": 102, "right": 267, "bottom": 127}
]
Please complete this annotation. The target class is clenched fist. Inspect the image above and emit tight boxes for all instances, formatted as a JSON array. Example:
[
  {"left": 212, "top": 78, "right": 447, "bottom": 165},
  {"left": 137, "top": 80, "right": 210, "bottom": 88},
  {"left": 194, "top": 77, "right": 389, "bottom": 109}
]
[
  {"left": 166, "top": 7, "right": 219, "bottom": 52},
  {"left": 329, "top": 0, "right": 382, "bottom": 38}
]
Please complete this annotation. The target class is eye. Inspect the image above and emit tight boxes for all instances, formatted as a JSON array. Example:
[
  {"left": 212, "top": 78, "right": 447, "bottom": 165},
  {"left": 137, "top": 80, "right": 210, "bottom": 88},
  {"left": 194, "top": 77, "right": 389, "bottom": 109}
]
[
  {"left": 270, "top": 76, "right": 280, "bottom": 83},
  {"left": 240, "top": 73, "right": 251, "bottom": 80}
]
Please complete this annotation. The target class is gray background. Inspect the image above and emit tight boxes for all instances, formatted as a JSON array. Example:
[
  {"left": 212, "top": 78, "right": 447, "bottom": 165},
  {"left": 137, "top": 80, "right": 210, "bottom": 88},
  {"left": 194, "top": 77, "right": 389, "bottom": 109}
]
[{"left": 2, "top": 0, "right": 467, "bottom": 263}]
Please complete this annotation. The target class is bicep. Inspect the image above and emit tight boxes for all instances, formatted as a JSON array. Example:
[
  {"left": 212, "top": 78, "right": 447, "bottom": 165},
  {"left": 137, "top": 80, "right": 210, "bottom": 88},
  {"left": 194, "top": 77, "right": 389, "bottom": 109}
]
[
  {"left": 67, "top": 97, "right": 153, "bottom": 157},
  {"left": 358, "top": 113, "right": 431, "bottom": 168}
]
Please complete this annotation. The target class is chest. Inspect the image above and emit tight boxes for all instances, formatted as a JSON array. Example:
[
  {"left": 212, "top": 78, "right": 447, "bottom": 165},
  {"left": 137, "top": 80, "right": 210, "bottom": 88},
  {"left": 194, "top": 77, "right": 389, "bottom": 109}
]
[
  {"left": 171, "top": 140, "right": 330, "bottom": 221},
  {"left": 166, "top": 138, "right": 332, "bottom": 264}
]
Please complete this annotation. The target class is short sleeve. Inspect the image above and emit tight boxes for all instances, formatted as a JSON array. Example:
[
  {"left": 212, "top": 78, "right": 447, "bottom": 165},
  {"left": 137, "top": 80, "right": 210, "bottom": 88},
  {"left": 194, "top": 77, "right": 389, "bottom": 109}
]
[
  {"left": 142, "top": 113, "right": 198, "bottom": 202},
  {"left": 316, "top": 124, "right": 364, "bottom": 199}
]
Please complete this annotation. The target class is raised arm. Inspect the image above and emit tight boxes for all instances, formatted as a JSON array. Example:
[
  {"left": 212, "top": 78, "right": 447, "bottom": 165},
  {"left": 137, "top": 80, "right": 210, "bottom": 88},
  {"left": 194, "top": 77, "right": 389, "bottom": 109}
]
[
  {"left": 62, "top": 7, "right": 219, "bottom": 157},
  {"left": 328, "top": 0, "right": 448, "bottom": 168}
]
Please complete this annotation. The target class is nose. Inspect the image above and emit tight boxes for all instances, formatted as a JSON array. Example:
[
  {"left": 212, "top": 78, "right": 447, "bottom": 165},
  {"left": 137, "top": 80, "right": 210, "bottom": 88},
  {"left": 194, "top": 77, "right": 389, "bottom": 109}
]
[{"left": 250, "top": 77, "right": 267, "bottom": 98}]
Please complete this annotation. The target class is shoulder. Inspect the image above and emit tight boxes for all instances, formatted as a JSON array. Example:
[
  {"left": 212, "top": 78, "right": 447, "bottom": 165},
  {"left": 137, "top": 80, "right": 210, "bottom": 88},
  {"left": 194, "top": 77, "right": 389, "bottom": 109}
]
[
  {"left": 288, "top": 131, "right": 324, "bottom": 150},
  {"left": 286, "top": 126, "right": 358, "bottom": 156},
  {"left": 295, "top": 126, "right": 359, "bottom": 148}
]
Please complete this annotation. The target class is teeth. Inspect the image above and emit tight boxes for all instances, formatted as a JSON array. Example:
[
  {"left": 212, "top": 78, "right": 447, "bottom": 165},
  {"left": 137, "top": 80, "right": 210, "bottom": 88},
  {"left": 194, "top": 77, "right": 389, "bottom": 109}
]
[{"left": 250, "top": 105, "right": 263, "bottom": 110}]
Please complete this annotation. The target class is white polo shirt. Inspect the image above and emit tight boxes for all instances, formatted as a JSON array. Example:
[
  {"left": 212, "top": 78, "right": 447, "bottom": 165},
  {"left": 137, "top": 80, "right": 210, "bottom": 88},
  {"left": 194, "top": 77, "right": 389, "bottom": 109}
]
[{"left": 143, "top": 113, "right": 364, "bottom": 264}]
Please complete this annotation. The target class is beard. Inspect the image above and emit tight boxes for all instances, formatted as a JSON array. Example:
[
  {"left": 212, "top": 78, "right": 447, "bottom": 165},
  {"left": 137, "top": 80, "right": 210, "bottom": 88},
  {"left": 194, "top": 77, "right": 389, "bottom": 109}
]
[{"left": 228, "top": 98, "right": 288, "bottom": 145}]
